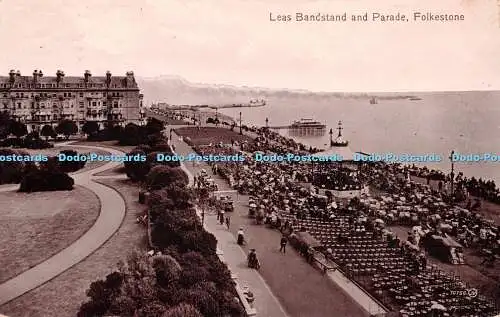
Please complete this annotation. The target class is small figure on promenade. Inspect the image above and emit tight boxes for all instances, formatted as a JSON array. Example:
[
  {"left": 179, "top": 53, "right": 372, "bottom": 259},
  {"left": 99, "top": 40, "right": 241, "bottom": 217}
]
[
  {"left": 237, "top": 227, "right": 245, "bottom": 245},
  {"left": 220, "top": 210, "right": 225, "bottom": 225},
  {"left": 225, "top": 215, "right": 230, "bottom": 229},
  {"left": 280, "top": 235, "right": 288, "bottom": 253}
]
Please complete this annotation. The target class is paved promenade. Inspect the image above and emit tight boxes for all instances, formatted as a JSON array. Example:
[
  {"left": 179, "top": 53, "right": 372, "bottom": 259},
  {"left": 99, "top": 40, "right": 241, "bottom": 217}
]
[
  {"left": 172, "top": 132, "right": 368, "bottom": 317},
  {"left": 0, "top": 143, "right": 127, "bottom": 306}
]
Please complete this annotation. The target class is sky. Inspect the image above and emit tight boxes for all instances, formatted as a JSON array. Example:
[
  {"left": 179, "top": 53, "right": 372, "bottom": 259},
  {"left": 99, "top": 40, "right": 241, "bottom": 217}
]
[{"left": 0, "top": 0, "right": 499, "bottom": 92}]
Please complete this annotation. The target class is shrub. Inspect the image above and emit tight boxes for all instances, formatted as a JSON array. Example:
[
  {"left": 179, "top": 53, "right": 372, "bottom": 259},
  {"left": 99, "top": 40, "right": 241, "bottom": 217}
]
[
  {"left": 148, "top": 151, "right": 181, "bottom": 168},
  {"left": 119, "top": 123, "right": 144, "bottom": 146},
  {"left": 88, "top": 125, "right": 124, "bottom": 141},
  {"left": 23, "top": 137, "right": 53, "bottom": 149},
  {"left": 80, "top": 179, "right": 245, "bottom": 317},
  {"left": 82, "top": 121, "right": 100, "bottom": 136},
  {"left": 146, "top": 166, "right": 189, "bottom": 190},
  {"left": 40, "top": 125, "right": 55, "bottom": 140},
  {"left": 55, "top": 119, "right": 78, "bottom": 139},
  {"left": 9, "top": 120, "right": 27, "bottom": 138},
  {"left": 124, "top": 149, "right": 150, "bottom": 181},
  {"left": 19, "top": 169, "right": 74, "bottom": 192},
  {"left": 57, "top": 149, "right": 86, "bottom": 172},
  {"left": 0, "top": 149, "right": 38, "bottom": 184},
  {"left": 162, "top": 303, "right": 203, "bottom": 317}
]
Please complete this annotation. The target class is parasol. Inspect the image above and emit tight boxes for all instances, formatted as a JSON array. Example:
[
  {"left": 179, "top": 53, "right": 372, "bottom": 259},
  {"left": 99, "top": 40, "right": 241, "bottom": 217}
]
[{"left": 430, "top": 303, "right": 446, "bottom": 311}]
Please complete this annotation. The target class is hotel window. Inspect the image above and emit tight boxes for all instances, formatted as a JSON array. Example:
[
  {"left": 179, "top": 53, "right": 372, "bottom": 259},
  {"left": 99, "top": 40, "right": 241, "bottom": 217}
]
[
  {"left": 41, "top": 103, "right": 45, "bottom": 108},
  {"left": 79, "top": 101, "right": 84, "bottom": 107},
  {"left": 64, "top": 93, "right": 67, "bottom": 97},
  {"left": 79, "top": 92, "right": 83, "bottom": 97},
  {"left": 53, "top": 104, "right": 57, "bottom": 108},
  {"left": 53, "top": 115, "right": 57, "bottom": 120},
  {"left": 113, "top": 101, "right": 118, "bottom": 108},
  {"left": 17, "top": 103, "right": 21, "bottom": 109},
  {"left": 92, "top": 101, "right": 96, "bottom": 107}
]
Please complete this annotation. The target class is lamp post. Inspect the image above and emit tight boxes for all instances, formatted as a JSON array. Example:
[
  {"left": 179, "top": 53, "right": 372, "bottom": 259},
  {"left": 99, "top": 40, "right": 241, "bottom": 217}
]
[
  {"left": 265, "top": 117, "right": 269, "bottom": 128},
  {"left": 202, "top": 206, "right": 205, "bottom": 226},
  {"left": 449, "top": 150, "right": 455, "bottom": 203},
  {"left": 239, "top": 111, "right": 242, "bottom": 135}
]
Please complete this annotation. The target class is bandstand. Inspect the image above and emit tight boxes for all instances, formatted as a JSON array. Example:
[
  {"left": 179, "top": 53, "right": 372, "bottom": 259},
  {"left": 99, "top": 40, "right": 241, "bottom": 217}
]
[{"left": 310, "top": 121, "right": 369, "bottom": 199}]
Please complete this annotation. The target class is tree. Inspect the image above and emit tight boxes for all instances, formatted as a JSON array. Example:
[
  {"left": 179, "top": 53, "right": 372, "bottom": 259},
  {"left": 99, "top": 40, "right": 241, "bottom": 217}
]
[
  {"left": 82, "top": 121, "right": 99, "bottom": 136},
  {"left": 146, "top": 166, "right": 188, "bottom": 190},
  {"left": 40, "top": 125, "right": 55, "bottom": 140},
  {"left": 145, "top": 117, "right": 165, "bottom": 135},
  {"left": 9, "top": 120, "right": 27, "bottom": 139},
  {"left": 0, "top": 111, "right": 11, "bottom": 139},
  {"left": 119, "top": 123, "right": 143, "bottom": 145},
  {"left": 56, "top": 119, "right": 78, "bottom": 140},
  {"left": 124, "top": 149, "right": 150, "bottom": 181}
]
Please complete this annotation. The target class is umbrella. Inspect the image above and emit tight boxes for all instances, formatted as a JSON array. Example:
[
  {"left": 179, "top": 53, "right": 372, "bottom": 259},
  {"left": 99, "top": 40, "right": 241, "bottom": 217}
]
[
  {"left": 375, "top": 219, "right": 385, "bottom": 224},
  {"left": 430, "top": 303, "right": 446, "bottom": 311}
]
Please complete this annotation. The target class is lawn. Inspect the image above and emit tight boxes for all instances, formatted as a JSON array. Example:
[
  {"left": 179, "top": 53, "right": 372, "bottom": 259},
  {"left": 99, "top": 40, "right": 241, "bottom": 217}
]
[
  {"left": 0, "top": 178, "right": 148, "bottom": 317},
  {"left": 0, "top": 186, "right": 100, "bottom": 284},
  {"left": 72, "top": 140, "right": 137, "bottom": 154},
  {"left": 71, "top": 141, "right": 139, "bottom": 176},
  {"left": 175, "top": 126, "right": 253, "bottom": 146},
  {"left": 20, "top": 147, "right": 111, "bottom": 174}
]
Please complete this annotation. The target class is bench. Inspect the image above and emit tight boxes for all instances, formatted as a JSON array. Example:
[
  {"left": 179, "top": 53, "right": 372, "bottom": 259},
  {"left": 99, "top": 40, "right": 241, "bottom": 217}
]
[{"left": 313, "top": 256, "right": 337, "bottom": 274}]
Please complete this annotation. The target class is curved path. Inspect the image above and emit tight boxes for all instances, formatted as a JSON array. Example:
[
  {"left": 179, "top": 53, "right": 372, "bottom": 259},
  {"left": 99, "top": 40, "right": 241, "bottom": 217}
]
[{"left": 0, "top": 142, "right": 127, "bottom": 306}]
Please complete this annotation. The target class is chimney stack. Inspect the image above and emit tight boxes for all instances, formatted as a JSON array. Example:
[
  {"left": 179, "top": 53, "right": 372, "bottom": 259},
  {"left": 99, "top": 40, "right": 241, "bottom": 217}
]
[
  {"left": 9, "top": 69, "right": 16, "bottom": 83},
  {"left": 56, "top": 70, "right": 65, "bottom": 85},
  {"left": 33, "top": 70, "right": 39, "bottom": 82},
  {"left": 125, "top": 71, "right": 135, "bottom": 87},
  {"left": 106, "top": 71, "right": 112, "bottom": 86},
  {"left": 84, "top": 70, "right": 92, "bottom": 83}
]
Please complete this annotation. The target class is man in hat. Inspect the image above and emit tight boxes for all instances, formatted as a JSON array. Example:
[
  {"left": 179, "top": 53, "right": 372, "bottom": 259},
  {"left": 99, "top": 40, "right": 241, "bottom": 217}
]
[
  {"left": 220, "top": 209, "right": 225, "bottom": 225},
  {"left": 280, "top": 235, "right": 288, "bottom": 253}
]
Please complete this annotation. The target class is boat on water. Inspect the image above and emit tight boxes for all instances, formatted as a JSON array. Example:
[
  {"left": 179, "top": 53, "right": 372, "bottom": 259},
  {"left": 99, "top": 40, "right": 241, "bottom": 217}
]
[
  {"left": 369, "top": 97, "right": 378, "bottom": 104},
  {"left": 249, "top": 98, "right": 266, "bottom": 106},
  {"left": 289, "top": 118, "right": 326, "bottom": 136},
  {"left": 409, "top": 97, "right": 422, "bottom": 101}
]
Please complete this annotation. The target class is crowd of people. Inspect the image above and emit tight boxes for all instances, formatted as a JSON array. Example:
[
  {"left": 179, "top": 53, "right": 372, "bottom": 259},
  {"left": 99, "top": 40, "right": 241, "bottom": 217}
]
[
  {"left": 402, "top": 164, "right": 500, "bottom": 204},
  {"left": 179, "top": 120, "right": 499, "bottom": 316}
]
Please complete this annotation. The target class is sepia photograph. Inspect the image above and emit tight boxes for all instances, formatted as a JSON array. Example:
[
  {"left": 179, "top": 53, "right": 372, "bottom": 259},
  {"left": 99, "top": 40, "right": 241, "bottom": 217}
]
[{"left": 0, "top": 1, "right": 499, "bottom": 317}]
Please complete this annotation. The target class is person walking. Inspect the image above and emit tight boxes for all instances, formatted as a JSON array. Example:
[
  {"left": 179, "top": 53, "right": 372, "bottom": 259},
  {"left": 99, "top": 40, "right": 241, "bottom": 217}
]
[
  {"left": 220, "top": 209, "right": 225, "bottom": 225},
  {"left": 280, "top": 235, "right": 288, "bottom": 253},
  {"left": 225, "top": 215, "right": 230, "bottom": 229}
]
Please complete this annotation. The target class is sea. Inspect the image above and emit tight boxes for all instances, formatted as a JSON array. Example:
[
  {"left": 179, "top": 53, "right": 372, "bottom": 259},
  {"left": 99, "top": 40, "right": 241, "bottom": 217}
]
[{"left": 218, "top": 91, "right": 500, "bottom": 184}]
